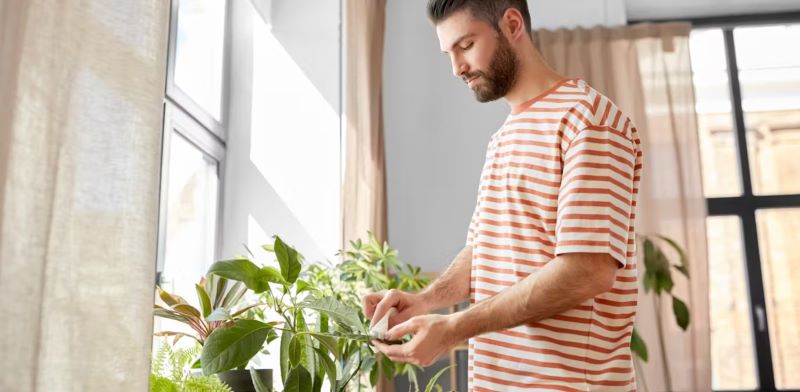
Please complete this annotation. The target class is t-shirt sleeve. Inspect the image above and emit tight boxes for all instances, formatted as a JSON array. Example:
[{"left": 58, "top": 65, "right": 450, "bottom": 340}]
[{"left": 555, "top": 126, "right": 637, "bottom": 267}]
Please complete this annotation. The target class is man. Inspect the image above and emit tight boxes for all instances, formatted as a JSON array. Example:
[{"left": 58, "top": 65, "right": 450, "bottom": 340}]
[{"left": 364, "top": 1, "right": 642, "bottom": 390}]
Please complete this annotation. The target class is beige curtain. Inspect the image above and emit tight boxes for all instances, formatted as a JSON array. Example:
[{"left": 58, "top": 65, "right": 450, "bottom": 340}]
[
  {"left": 0, "top": 1, "right": 169, "bottom": 390},
  {"left": 534, "top": 23, "right": 711, "bottom": 392},
  {"left": 343, "top": 0, "right": 388, "bottom": 247}
]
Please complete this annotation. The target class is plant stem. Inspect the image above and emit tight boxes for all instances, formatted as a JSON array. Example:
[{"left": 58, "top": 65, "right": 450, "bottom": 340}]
[{"left": 653, "top": 295, "right": 672, "bottom": 391}]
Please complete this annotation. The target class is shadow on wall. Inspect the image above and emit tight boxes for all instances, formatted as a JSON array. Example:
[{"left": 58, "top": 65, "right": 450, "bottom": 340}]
[{"left": 222, "top": 0, "right": 342, "bottom": 268}]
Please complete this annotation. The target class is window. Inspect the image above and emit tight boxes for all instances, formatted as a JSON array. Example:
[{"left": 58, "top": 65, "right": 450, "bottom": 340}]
[
  {"left": 155, "top": 0, "right": 229, "bottom": 305},
  {"left": 690, "top": 17, "right": 800, "bottom": 392}
]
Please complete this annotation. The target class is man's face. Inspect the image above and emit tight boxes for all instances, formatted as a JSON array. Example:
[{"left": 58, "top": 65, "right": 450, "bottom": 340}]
[{"left": 436, "top": 10, "right": 519, "bottom": 102}]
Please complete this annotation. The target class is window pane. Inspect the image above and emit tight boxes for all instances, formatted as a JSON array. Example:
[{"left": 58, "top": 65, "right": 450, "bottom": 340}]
[
  {"left": 707, "top": 216, "right": 758, "bottom": 390},
  {"left": 174, "top": 0, "right": 226, "bottom": 121},
  {"left": 756, "top": 209, "right": 800, "bottom": 390},
  {"left": 734, "top": 25, "right": 800, "bottom": 195},
  {"left": 161, "top": 132, "right": 219, "bottom": 302},
  {"left": 690, "top": 29, "right": 743, "bottom": 197}
]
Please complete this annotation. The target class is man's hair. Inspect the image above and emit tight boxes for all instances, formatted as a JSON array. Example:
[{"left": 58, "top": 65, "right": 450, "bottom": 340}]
[{"left": 427, "top": 0, "right": 532, "bottom": 34}]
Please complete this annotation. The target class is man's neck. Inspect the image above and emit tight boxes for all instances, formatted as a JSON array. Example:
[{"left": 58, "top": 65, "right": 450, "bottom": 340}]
[{"left": 503, "top": 48, "right": 566, "bottom": 111}]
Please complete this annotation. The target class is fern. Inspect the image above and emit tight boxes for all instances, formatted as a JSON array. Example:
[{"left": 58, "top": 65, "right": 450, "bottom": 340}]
[
  {"left": 151, "top": 341, "right": 233, "bottom": 392},
  {"left": 152, "top": 342, "right": 170, "bottom": 376}
]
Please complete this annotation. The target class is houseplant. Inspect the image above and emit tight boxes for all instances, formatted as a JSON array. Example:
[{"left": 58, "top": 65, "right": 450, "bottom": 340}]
[
  {"left": 150, "top": 340, "right": 233, "bottom": 392},
  {"left": 630, "top": 234, "right": 691, "bottom": 392},
  {"left": 153, "top": 272, "right": 277, "bottom": 391},
  {"left": 155, "top": 233, "right": 448, "bottom": 392},
  {"left": 204, "top": 233, "right": 440, "bottom": 392}
]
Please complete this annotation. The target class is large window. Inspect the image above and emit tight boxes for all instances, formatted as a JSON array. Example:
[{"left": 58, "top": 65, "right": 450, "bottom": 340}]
[
  {"left": 155, "top": 0, "right": 229, "bottom": 306},
  {"left": 690, "top": 17, "right": 800, "bottom": 392}
]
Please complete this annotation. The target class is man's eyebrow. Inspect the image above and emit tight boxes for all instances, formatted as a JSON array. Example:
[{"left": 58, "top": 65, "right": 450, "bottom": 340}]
[{"left": 442, "top": 33, "right": 477, "bottom": 53}]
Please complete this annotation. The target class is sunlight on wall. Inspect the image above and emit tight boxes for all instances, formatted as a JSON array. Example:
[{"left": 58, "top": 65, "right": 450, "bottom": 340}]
[{"left": 248, "top": 10, "right": 340, "bottom": 260}]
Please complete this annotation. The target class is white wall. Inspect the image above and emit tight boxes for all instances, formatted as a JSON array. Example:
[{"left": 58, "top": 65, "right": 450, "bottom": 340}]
[
  {"left": 383, "top": 0, "right": 627, "bottom": 272},
  {"left": 530, "top": 0, "right": 627, "bottom": 30},
  {"left": 221, "top": 0, "right": 341, "bottom": 265}
]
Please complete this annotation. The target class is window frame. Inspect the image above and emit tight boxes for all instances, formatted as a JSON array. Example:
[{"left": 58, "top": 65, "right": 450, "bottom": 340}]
[
  {"left": 155, "top": 0, "right": 232, "bottom": 286},
  {"left": 632, "top": 11, "right": 800, "bottom": 392},
  {"left": 164, "top": 0, "right": 232, "bottom": 141}
]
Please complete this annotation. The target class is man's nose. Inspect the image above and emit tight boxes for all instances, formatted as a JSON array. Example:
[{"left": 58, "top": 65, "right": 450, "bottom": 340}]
[{"left": 452, "top": 60, "right": 469, "bottom": 79}]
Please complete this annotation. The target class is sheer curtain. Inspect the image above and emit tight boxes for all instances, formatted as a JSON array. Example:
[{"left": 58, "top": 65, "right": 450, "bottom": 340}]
[
  {"left": 534, "top": 23, "right": 711, "bottom": 392},
  {"left": 342, "top": 0, "right": 389, "bottom": 246},
  {"left": 0, "top": 1, "right": 169, "bottom": 390}
]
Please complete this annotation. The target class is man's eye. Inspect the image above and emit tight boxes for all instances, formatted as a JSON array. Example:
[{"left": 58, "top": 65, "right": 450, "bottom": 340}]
[{"left": 461, "top": 42, "right": 474, "bottom": 50}]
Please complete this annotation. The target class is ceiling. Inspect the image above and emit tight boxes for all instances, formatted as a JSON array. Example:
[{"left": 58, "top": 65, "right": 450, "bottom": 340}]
[{"left": 625, "top": 0, "right": 800, "bottom": 21}]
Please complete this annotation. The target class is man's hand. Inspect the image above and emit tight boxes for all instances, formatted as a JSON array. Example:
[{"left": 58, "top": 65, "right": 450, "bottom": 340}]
[
  {"left": 362, "top": 289, "right": 429, "bottom": 329},
  {"left": 371, "top": 314, "right": 461, "bottom": 367}
]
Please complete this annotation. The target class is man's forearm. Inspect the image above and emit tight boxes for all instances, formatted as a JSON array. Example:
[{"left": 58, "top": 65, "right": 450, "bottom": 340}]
[
  {"left": 450, "top": 253, "right": 617, "bottom": 340},
  {"left": 418, "top": 245, "right": 473, "bottom": 311}
]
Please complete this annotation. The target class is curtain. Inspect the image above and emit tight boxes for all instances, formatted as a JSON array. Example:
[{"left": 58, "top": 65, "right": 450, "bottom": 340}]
[
  {"left": 343, "top": 0, "right": 389, "bottom": 247},
  {"left": 0, "top": 0, "right": 169, "bottom": 390},
  {"left": 534, "top": 23, "right": 711, "bottom": 392}
]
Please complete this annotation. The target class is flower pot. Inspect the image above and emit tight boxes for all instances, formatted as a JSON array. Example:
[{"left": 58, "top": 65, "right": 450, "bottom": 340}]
[{"left": 217, "top": 369, "right": 273, "bottom": 392}]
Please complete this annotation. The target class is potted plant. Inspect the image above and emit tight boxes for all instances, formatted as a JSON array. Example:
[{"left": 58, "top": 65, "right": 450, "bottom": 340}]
[
  {"left": 155, "top": 233, "right": 451, "bottom": 392},
  {"left": 205, "top": 233, "right": 446, "bottom": 392},
  {"left": 153, "top": 272, "right": 276, "bottom": 391},
  {"left": 150, "top": 340, "right": 234, "bottom": 392}
]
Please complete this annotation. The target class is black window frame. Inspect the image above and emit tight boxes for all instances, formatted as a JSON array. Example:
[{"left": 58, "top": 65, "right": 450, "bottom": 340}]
[{"left": 632, "top": 11, "right": 800, "bottom": 392}]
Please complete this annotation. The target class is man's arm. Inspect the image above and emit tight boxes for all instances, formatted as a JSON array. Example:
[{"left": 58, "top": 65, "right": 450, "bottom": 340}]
[
  {"left": 418, "top": 244, "right": 473, "bottom": 311},
  {"left": 374, "top": 252, "right": 620, "bottom": 366},
  {"left": 450, "top": 252, "right": 618, "bottom": 340},
  {"left": 367, "top": 245, "right": 473, "bottom": 327}
]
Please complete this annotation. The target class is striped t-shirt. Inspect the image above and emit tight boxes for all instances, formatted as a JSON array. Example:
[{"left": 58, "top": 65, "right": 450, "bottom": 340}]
[{"left": 465, "top": 78, "right": 642, "bottom": 391}]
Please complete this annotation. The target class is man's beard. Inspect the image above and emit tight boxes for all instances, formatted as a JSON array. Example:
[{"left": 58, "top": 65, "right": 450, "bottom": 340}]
[{"left": 463, "top": 33, "right": 519, "bottom": 103}]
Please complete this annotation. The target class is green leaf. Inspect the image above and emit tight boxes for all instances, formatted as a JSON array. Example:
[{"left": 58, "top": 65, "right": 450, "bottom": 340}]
[
  {"left": 642, "top": 271, "right": 656, "bottom": 294},
  {"left": 300, "top": 297, "right": 365, "bottom": 334},
  {"left": 274, "top": 236, "right": 301, "bottom": 284},
  {"left": 296, "top": 279, "right": 312, "bottom": 294},
  {"left": 630, "top": 328, "right": 648, "bottom": 362},
  {"left": 205, "top": 274, "right": 222, "bottom": 308},
  {"left": 370, "top": 362, "right": 379, "bottom": 387},
  {"left": 289, "top": 335, "right": 303, "bottom": 368},
  {"left": 284, "top": 365, "right": 312, "bottom": 392},
  {"left": 313, "top": 372, "right": 323, "bottom": 392},
  {"left": 424, "top": 365, "right": 454, "bottom": 392},
  {"left": 280, "top": 331, "right": 294, "bottom": 382},
  {"left": 195, "top": 284, "right": 212, "bottom": 318},
  {"left": 211, "top": 258, "right": 273, "bottom": 293},
  {"left": 655, "top": 235, "right": 690, "bottom": 278},
  {"left": 220, "top": 281, "right": 247, "bottom": 309},
  {"left": 206, "top": 307, "right": 232, "bottom": 321},
  {"left": 313, "top": 346, "right": 337, "bottom": 392},
  {"left": 171, "top": 304, "right": 202, "bottom": 320},
  {"left": 262, "top": 243, "right": 275, "bottom": 253},
  {"left": 672, "top": 296, "right": 690, "bottom": 330},
  {"left": 250, "top": 368, "right": 273, "bottom": 392},
  {"left": 307, "top": 332, "right": 339, "bottom": 359},
  {"left": 154, "top": 305, "right": 189, "bottom": 323},
  {"left": 261, "top": 266, "right": 287, "bottom": 285},
  {"left": 656, "top": 268, "right": 674, "bottom": 295},
  {"left": 201, "top": 319, "right": 273, "bottom": 375},
  {"left": 673, "top": 264, "right": 690, "bottom": 278},
  {"left": 157, "top": 287, "right": 187, "bottom": 306}
]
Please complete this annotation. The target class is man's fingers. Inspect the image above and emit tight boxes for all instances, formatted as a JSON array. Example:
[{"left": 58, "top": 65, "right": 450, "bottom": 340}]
[
  {"left": 372, "top": 340, "right": 409, "bottom": 362},
  {"left": 362, "top": 291, "right": 385, "bottom": 320},
  {"left": 371, "top": 290, "right": 400, "bottom": 327},
  {"left": 384, "top": 318, "right": 418, "bottom": 341},
  {"left": 362, "top": 294, "right": 379, "bottom": 320}
]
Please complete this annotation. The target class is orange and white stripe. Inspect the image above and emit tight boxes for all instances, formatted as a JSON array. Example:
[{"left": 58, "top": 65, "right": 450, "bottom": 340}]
[{"left": 465, "top": 79, "right": 642, "bottom": 391}]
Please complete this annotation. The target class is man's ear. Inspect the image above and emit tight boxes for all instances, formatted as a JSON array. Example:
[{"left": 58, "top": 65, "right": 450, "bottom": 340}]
[{"left": 500, "top": 8, "right": 527, "bottom": 41}]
